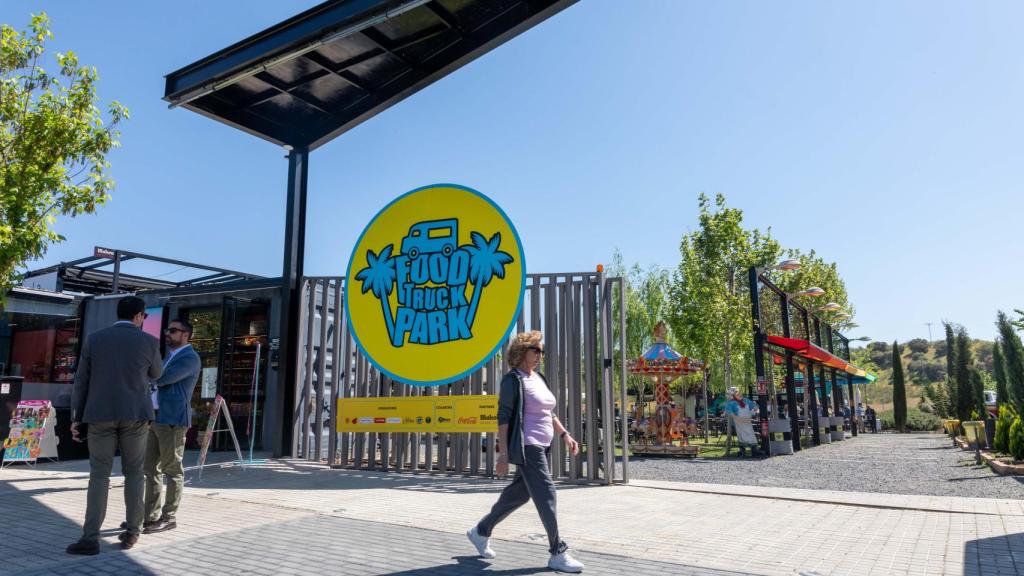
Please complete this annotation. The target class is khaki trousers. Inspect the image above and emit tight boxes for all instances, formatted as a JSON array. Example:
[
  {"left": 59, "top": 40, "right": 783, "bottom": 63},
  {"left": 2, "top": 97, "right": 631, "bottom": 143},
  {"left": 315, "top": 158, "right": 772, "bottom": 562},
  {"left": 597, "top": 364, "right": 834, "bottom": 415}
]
[
  {"left": 83, "top": 420, "right": 149, "bottom": 540},
  {"left": 144, "top": 423, "right": 188, "bottom": 522}
]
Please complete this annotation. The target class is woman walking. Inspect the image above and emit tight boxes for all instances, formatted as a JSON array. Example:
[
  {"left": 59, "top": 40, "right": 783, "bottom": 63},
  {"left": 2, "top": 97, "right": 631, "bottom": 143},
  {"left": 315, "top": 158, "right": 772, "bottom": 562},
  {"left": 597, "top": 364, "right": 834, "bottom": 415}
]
[{"left": 467, "top": 330, "right": 585, "bottom": 573}]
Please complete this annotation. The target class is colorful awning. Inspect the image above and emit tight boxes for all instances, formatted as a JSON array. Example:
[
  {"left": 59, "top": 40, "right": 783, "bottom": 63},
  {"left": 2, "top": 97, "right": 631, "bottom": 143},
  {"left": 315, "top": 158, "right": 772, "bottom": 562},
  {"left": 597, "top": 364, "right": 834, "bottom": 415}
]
[{"left": 765, "top": 335, "right": 874, "bottom": 380}]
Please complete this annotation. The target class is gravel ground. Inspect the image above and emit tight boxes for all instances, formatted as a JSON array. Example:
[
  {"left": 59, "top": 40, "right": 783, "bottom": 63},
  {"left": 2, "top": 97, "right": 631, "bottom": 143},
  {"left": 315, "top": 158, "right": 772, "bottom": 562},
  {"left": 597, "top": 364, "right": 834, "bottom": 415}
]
[{"left": 627, "top": 432, "right": 1024, "bottom": 499}]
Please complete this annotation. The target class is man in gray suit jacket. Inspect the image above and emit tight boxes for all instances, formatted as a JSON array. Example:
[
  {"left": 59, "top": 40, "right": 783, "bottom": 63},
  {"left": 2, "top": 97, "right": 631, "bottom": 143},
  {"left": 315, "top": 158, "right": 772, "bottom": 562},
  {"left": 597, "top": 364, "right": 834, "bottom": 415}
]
[
  {"left": 67, "top": 296, "right": 163, "bottom": 555},
  {"left": 143, "top": 318, "right": 201, "bottom": 534}
]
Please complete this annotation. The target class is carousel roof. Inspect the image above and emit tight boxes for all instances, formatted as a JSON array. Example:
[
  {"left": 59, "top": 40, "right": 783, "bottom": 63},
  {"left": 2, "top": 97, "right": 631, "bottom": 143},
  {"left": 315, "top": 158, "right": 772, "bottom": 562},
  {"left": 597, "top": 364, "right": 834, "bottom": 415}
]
[{"left": 628, "top": 340, "right": 703, "bottom": 376}]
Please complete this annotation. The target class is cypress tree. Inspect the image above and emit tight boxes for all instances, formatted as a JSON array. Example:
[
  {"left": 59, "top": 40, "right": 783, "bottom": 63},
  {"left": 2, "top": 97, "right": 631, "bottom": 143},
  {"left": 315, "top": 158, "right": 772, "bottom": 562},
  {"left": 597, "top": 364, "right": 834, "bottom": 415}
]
[
  {"left": 954, "top": 327, "right": 974, "bottom": 421},
  {"left": 997, "top": 312, "right": 1024, "bottom": 415},
  {"left": 943, "top": 322, "right": 957, "bottom": 418},
  {"left": 892, "top": 340, "right": 907, "bottom": 432},
  {"left": 970, "top": 367, "right": 985, "bottom": 418},
  {"left": 994, "top": 341, "right": 1009, "bottom": 408}
]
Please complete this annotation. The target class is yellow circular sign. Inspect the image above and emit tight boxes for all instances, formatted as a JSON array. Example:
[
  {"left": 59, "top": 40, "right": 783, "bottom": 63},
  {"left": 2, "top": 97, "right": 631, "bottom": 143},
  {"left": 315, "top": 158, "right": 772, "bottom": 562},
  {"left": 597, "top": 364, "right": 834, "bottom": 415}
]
[{"left": 345, "top": 184, "right": 526, "bottom": 386}]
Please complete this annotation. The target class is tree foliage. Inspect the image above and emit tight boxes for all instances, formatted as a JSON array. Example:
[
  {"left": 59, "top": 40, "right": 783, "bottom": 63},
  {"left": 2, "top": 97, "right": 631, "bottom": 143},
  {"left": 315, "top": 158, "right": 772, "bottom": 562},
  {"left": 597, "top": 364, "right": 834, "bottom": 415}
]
[
  {"left": 953, "top": 326, "right": 976, "bottom": 421},
  {"left": 943, "top": 322, "right": 957, "bottom": 419},
  {"left": 1, "top": 13, "right": 127, "bottom": 295},
  {"left": 892, "top": 341, "right": 907, "bottom": 432},
  {"left": 996, "top": 311, "right": 1024, "bottom": 415},
  {"left": 993, "top": 341, "right": 1009, "bottom": 408},
  {"left": 995, "top": 405, "right": 1014, "bottom": 453},
  {"left": 1010, "top": 416, "right": 1024, "bottom": 462},
  {"left": 667, "top": 193, "right": 781, "bottom": 393},
  {"left": 906, "top": 338, "right": 930, "bottom": 354},
  {"left": 609, "top": 251, "right": 673, "bottom": 402}
]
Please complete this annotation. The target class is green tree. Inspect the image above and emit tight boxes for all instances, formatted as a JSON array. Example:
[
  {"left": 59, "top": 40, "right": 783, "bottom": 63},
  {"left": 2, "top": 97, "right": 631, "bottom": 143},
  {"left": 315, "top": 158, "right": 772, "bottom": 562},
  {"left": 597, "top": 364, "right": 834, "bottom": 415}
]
[
  {"left": 943, "top": 322, "right": 958, "bottom": 418},
  {"left": 667, "top": 193, "right": 781, "bottom": 393},
  {"left": 892, "top": 340, "right": 907, "bottom": 432},
  {"left": 993, "top": 340, "right": 1009, "bottom": 407},
  {"left": 1010, "top": 416, "right": 1024, "bottom": 461},
  {"left": 609, "top": 251, "right": 672, "bottom": 411},
  {"left": 954, "top": 326, "right": 975, "bottom": 421},
  {"left": 995, "top": 404, "right": 1015, "bottom": 453},
  {"left": 996, "top": 311, "right": 1024, "bottom": 414},
  {"left": 1, "top": 13, "right": 127, "bottom": 296}
]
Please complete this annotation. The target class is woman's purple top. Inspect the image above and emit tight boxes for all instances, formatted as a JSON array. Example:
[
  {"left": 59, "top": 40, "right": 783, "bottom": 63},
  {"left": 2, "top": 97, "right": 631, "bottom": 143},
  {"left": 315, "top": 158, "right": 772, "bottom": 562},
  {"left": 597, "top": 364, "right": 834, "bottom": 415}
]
[{"left": 517, "top": 369, "right": 556, "bottom": 446}]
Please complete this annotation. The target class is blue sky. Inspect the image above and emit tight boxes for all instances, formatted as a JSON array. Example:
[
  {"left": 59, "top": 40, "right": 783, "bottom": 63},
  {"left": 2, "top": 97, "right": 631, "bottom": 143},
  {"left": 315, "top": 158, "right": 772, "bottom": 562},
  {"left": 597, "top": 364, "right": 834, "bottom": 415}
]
[{"left": 4, "top": 1, "right": 1022, "bottom": 345}]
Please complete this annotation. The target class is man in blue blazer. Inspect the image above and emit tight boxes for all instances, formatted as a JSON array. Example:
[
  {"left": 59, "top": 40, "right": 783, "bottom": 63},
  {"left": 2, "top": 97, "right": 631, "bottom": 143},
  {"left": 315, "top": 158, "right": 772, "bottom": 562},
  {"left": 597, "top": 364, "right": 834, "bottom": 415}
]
[{"left": 143, "top": 318, "right": 201, "bottom": 534}]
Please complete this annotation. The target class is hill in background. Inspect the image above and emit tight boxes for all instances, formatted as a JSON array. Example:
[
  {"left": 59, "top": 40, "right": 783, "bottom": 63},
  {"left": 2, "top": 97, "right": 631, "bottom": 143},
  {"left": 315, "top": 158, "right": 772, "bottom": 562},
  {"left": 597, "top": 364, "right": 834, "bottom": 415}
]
[{"left": 849, "top": 339, "right": 994, "bottom": 411}]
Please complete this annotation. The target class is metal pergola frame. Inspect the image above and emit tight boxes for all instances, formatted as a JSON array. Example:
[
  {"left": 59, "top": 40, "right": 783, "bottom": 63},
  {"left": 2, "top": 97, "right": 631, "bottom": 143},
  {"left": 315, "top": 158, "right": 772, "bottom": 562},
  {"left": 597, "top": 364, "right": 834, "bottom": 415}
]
[
  {"left": 23, "top": 247, "right": 264, "bottom": 296},
  {"left": 163, "top": 0, "right": 579, "bottom": 457},
  {"left": 749, "top": 267, "right": 861, "bottom": 455}
]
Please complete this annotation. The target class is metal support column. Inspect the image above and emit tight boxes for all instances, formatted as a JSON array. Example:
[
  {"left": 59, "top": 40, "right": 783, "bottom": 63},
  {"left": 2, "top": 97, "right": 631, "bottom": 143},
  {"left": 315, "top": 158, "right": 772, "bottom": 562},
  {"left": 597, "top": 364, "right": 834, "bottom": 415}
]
[
  {"left": 780, "top": 293, "right": 801, "bottom": 451},
  {"left": 275, "top": 147, "right": 308, "bottom": 458},
  {"left": 748, "top": 267, "right": 770, "bottom": 457},
  {"left": 807, "top": 361, "right": 820, "bottom": 446}
]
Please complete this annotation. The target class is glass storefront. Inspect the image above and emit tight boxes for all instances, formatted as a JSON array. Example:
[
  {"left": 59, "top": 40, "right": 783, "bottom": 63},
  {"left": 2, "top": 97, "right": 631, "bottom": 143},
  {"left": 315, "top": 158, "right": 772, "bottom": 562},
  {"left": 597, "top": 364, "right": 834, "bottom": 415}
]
[{"left": 184, "top": 297, "right": 269, "bottom": 451}]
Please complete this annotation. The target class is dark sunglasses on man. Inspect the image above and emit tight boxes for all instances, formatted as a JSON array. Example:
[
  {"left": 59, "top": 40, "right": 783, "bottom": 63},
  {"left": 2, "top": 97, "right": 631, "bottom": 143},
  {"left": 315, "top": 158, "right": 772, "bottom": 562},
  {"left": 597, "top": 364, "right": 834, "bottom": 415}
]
[{"left": 528, "top": 346, "right": 545, "bottom": 356}]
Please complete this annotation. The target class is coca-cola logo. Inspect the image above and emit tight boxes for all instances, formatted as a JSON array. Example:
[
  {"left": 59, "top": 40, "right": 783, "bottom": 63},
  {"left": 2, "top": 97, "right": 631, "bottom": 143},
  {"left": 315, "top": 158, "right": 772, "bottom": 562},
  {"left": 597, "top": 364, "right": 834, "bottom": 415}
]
[{"left": 458, "top": 416, "right": 477, "bottom": 425}]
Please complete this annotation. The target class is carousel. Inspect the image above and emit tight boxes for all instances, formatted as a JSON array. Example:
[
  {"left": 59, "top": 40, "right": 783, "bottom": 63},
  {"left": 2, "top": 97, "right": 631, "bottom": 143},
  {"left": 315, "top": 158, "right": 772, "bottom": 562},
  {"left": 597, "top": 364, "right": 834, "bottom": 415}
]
[{"left": 628, "top": 322, "right": 705, "bottom": 456}]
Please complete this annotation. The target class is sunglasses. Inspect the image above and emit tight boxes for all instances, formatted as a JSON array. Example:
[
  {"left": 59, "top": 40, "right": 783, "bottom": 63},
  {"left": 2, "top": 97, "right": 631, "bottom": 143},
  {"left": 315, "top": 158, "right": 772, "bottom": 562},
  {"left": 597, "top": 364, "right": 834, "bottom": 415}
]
[
  {"left": 164, "top": 327, "right": 186, "bottom": 334},
  {"left": 528, "top": 346, "right": 545, "bottom": 356}
]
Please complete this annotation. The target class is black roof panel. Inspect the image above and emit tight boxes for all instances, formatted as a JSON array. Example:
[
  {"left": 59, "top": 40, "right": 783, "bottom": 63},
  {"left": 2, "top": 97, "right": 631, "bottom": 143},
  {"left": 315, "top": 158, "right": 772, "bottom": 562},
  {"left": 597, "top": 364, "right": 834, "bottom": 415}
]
[{"left": 164, "top": 0, "right": 577, "bottom": 150}]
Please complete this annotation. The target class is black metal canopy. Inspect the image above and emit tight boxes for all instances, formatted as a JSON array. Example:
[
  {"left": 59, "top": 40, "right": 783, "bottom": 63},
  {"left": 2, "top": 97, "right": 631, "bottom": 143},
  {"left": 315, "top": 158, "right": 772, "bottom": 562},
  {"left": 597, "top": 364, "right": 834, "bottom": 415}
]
[
  {"left": 164, "top": 0, "right": 577, "bottom": 150},
  {"left": 23, "top": 247, "right": 264, "bottom": 295}
]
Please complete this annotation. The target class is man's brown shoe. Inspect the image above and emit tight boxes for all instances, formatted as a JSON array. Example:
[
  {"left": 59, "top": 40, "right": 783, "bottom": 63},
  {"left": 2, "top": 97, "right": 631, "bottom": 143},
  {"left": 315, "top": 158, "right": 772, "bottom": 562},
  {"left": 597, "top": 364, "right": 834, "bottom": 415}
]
[
  {"left": 118, "top": 532, "right": 139, "bottom": 550},
  {"left": 143, "top": 518, "right": 177, "bottom": 534},
  {"left": 66, "top": 539, "right": 100, "bottom": 555},
  {"left": 120, "top": 519, "right": 159, "bottom": 530}
]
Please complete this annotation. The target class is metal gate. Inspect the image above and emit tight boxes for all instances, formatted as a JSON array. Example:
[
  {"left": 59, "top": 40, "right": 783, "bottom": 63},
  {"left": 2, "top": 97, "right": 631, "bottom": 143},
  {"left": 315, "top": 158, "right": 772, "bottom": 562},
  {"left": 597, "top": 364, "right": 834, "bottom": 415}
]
[{"left": 292, "top": 272, "right": 628, "bottom": 483}]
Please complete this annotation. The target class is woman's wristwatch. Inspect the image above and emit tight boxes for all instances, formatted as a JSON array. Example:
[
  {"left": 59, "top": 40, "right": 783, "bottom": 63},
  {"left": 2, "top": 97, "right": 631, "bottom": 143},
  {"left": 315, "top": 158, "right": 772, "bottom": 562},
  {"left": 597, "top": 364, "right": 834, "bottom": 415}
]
[{"left": 560, "top": 431, "right": 568, "bottom": 439}]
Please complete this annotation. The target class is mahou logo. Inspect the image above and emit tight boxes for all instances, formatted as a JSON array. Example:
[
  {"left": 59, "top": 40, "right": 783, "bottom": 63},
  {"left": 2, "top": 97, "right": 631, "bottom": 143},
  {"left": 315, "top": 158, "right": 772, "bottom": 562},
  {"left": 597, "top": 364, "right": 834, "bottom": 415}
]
[{"left": 346, "top": 185, "right": 525, "bottom": 387}]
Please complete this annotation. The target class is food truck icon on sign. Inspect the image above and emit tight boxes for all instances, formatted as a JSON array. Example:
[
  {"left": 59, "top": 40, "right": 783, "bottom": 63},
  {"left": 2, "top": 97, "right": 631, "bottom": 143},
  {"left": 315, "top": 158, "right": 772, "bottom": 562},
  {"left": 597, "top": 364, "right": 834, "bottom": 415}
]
[{"left": 401, "top": 219, "right": 458, "bottom": 259}]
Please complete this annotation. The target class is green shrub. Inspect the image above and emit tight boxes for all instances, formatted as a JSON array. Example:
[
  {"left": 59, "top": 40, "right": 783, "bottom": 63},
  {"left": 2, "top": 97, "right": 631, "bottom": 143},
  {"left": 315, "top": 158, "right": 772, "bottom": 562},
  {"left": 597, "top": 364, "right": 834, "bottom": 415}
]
[
  {"left": 1009, "top": 416, "right": 1024, "bottom": 461},
  {"left": 995, "top": 405, "right": 1014, "bottom": 453},
  {"left": 879, "top": 410, "right": 942, "bottom": 432}
]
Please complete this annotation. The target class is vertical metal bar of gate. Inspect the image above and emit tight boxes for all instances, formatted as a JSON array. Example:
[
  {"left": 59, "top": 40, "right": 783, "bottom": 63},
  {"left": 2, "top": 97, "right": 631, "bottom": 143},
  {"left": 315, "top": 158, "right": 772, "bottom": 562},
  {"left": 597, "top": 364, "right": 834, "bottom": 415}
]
[
  {"left": 583, "top": 278, "right": 598, "bottom": 481},
  {"left": 328, "top": 280, "right": 343, "bottom": 465},
  {"left": 545, "top": 277, "right": 563, "bottom": 477},
  {"left": 340, "top": 290, "right": 354, "bottom": 467},
  {"left": 314, "top": 280, "right": 329, "bottom": 461},
  {"left": 300, "top": 281, "right": 317, "bottom": 458},
  {"left": 600, "top": 273, "right": 615, "bottom": 484},
  {"left": 569, "top": 280, "right": 583, "bottom": 479},
  {"left": 617, "top": 277, "right": 629, "bottom": 483}
]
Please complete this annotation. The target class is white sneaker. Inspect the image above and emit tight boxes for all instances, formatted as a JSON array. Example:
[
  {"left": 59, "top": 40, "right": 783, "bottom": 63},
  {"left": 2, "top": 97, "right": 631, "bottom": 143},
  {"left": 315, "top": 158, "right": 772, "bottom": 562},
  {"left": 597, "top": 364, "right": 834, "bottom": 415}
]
[
  {"left": 548, "top": 549, "right": 585, "bottom": 573},
  {"left": 466, "top": 526, "right": 496, "bottom": 559}
]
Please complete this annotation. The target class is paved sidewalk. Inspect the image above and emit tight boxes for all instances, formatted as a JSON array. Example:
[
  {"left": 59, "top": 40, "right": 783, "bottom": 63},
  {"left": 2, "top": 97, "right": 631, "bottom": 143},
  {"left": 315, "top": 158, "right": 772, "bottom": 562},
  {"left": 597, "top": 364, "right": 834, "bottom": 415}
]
[{"left": 2, "top": 453, "right": 1023, "bottom": 575}]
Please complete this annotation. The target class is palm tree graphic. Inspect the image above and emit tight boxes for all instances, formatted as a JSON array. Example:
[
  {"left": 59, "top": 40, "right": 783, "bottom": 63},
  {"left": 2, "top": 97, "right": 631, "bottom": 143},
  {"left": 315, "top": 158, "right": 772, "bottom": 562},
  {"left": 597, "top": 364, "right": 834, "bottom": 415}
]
[
  {"left": 355, "top": 245, "right": 397, "bottom": 341},
  {"left": 464, "top": 231, "right": 514, "bottom": 326}
]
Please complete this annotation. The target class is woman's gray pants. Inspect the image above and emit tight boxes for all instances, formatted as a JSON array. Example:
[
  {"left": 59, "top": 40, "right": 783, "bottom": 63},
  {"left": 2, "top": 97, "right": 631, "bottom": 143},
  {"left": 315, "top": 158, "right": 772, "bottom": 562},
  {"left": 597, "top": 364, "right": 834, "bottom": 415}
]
[{"left": 476, "top": 444, "right": 562, "bottom": 554}]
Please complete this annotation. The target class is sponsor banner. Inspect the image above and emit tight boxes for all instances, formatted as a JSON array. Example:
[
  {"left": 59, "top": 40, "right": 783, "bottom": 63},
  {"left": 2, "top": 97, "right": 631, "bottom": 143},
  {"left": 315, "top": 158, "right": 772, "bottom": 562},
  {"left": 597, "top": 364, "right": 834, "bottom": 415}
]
[
  {"left": 345, "top": 184, "right": 526, "bottom": 386},
  {"left": 338, "top": 395, "right": 498, "bottom": 433}
]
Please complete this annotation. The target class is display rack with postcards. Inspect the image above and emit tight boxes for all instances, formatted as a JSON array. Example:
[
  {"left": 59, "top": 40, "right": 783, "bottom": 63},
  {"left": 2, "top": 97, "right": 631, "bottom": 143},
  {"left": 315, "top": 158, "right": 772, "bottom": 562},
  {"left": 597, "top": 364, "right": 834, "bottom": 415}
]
[{"left": 2, "top": 400, "right": 58, "bottom": 467}]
